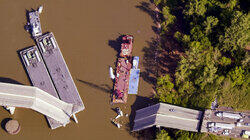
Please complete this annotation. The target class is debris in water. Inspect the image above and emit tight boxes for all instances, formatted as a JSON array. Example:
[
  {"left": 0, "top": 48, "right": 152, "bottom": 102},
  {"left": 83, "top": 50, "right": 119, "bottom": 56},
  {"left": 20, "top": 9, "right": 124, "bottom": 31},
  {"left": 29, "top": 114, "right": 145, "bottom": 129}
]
[
  {"left": 111, "top": 119, "right": 122, "bottom": 128},
  {"left": 38, "top": 6, "right": 43, "bottom": 14},
  {"left": 109, "top": 66, "right": 115, "bottom": 80},
  {"left": 115, "top": 107, "right": 123, "bottom": 119}
]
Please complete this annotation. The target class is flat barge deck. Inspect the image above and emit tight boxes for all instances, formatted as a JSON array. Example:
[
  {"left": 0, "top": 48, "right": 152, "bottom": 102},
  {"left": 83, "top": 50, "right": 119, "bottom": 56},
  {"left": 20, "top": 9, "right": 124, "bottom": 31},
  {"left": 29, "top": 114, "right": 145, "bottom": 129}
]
[
  {"left": 35, "top": 32, "right": 84, "bottom": 114},
  {"left": 19, "top": 46, "right": 63, "bottom": 129},
  {"left": 112, "top": 58, "right": 132, "bottom": 103}
]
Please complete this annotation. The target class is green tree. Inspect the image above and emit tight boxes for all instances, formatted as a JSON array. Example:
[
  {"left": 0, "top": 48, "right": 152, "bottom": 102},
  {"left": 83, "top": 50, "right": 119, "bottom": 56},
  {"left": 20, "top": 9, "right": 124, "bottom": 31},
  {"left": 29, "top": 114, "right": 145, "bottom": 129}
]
[
  {"left": 152, "top": 0, "right": 250, "bottom": 138},
  {"left": 184, "top": 0, "right": 208, "bottom": 17},
  {"left": 203, "top": 16, "right": 219, "bottom": 35},
  {"left": 157, "top": 74, "right": 174, "bottom": 91},
  {"left": 155, "top": 75, "right": 177, "bottom": 104},
  {"left": 228, "top": 66, "right": 245, "bottom": 87},
  {"left": 156, "top": 130, "right": 172, "bottom": 140},
  {"left": 219, "top": 11, "right": 249, "bottom": 52},
  {"left": 154, "top": 0, "right": 162, "bottom": 6},
  {"left": 219, "top": 57, "right": 231, "bottom": 66},
  {"left": 160, "top": 6, "right": 176, "bottom": 33}
]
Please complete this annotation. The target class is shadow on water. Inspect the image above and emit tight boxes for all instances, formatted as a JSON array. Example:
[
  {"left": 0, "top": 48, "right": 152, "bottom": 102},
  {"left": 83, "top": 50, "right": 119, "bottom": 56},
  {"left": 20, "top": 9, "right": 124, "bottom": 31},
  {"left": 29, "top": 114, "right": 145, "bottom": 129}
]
[
  {"left": 24, "top": 9, "right": 34, "bottom": 40},
  {"left": 135, "top": 1, "right": 158, "bottom": 24},
  {"left": 140, "top": 36, "right": 184, "bottom": 84},
  {"left": 0, "top": 77, "right": 23, "bottom": 85},
  {"left": 136, "top": 1, "right": 161, "bottom": 35},
  {"left": 136, "top": 1, "right": 184, "bottom": 81},
  {"left": 1, "top": 118, "right": 12, "bottom": 132},
  {"left": 24, "top": 10, "right": 30, "bottom": 31},
  {"left": 108, "top": 35, "right": 125, "bottom": 57},
  {"left": 135, "top": 1, "right": 161, "bottom": 85},
  {"left": 77, "top": 79, "right": 112, "bottom": 94},
  {"left": 125, "top": 95, "right": 157, "bottom": 139},
  {"left": 140, "top": 38, "right": 160, "bottom": 85}
]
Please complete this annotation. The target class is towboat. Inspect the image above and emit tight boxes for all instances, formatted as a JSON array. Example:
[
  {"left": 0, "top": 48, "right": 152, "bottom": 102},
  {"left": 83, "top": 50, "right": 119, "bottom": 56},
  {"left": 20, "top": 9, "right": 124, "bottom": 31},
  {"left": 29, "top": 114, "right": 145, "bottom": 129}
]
[
  {"left": 119, "top": 35, "right": 133, "bottom": 57},
  {"left": 26, "top": 6, "right": 43, "bottom": 38}
]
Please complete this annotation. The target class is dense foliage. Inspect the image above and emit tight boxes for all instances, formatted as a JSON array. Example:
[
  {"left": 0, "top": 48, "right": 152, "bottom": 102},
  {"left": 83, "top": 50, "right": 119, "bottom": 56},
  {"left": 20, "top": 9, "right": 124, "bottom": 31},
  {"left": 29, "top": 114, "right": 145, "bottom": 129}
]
[
  {"left": 152, "top": 0, "right": 249, "bottom": 139},
  {"left": 156, "top": 130, "right": 172, "bottom": 140},
  {"left": 154, "top": 0, "right": 249, "bottom": 110}
]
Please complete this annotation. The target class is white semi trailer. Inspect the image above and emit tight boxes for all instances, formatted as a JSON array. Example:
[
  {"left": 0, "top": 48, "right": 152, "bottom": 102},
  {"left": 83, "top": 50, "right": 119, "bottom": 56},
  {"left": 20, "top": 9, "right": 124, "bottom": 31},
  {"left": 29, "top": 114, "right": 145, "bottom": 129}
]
[
  {"left": 208, "top": 122, "right": 235, "bottom": 129},
  {"left": 215, "top": 111, "right": 242, "bottom": 119}
]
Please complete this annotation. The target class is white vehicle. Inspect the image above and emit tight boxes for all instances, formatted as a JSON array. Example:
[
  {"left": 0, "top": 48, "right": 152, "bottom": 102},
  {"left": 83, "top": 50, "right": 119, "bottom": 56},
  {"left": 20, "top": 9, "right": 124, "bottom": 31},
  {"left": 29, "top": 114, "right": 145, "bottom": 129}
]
[
  {"left": 244, "top": 130, "right": 250, "bottom": 136},
  {"left": 109, "top": 66, "right": 115, "bottom": 80},
  {"left": 222, "top": 129, "right": 230, "bottom": 135},
  {"left": 236, "top": 122, "right": 242, "bottom": 127},
  {"left": 215, "top": 112, "right": 242, "bottom": 119}
]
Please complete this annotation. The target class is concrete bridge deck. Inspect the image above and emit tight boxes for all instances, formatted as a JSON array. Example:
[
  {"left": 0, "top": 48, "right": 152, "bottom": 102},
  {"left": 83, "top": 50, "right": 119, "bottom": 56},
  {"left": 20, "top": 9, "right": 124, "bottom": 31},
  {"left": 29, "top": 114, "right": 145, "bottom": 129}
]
[
  {"left": 133, "top": 103, "right": 203, "bottom": 132},
  {"left": 0, "top": 82, "right": 73, "bottom": 126}
]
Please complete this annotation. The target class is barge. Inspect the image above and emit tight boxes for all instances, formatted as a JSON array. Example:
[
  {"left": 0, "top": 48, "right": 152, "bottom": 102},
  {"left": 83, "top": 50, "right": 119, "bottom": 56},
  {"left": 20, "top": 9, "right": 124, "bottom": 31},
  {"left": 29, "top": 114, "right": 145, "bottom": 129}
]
[
  {"left": 112, "top": 58, "right": 132, "bottom": 103},
  {"left": 19, "top": 46, "right": 66, "bottom": 129},
  {"left": 20, "top": 6, "right": 84, "bottom": 129},
  {"left": 35, "top": 32, "right": 84, "bottom": 114},
  {"left": 128, "top": 56, "right": 140, "bottom": 94},
  {"left": 112, "top": 35, "right": 136, "bottom": 103}
]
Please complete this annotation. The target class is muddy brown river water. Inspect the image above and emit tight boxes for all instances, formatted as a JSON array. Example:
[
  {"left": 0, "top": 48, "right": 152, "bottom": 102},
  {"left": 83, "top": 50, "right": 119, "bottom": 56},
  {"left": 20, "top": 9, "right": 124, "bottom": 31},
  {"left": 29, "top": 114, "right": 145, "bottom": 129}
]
[{"left": 0, "top": 0, "right": 155, "bottom": 139}]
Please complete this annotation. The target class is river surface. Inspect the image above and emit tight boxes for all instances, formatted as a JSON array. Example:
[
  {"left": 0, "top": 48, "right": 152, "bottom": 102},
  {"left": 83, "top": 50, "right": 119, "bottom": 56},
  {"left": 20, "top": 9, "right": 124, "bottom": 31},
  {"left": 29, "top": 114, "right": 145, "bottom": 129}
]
[{"left": 0, "top": 0, "right": 154, "bottom": 139}]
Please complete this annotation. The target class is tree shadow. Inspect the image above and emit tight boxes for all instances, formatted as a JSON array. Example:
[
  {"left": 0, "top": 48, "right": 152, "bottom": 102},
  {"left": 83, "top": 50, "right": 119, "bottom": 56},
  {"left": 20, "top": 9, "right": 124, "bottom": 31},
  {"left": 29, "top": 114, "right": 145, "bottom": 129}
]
[
  {"left": 136, "top": 1, "right": 161, "bottom": 35},
  {"left": 140, "top": 38, "right": 160, "bottom": 85},
  {"left": 135, "top": 1, "right": 159, "bottom": 24},
  {"left": 151, "top": 26, "right": 161, "bottom": 34},
  {"left": 77, "top": 79, "right": 112, "bottom": 94},
  {"left": 136, "top": 0, "right": 185, "bottom": 81},
  {"left": 1, "top": 118, "right": 12, "bottom": 132}
]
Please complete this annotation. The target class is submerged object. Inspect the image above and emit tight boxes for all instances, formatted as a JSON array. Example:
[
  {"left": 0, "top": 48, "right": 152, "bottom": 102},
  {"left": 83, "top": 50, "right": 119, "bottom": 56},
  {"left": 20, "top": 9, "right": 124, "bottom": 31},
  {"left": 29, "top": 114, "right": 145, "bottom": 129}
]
[
  {"left": 115, "top": 107, "right": 123, "bottom": 119},
  {"left": 5, "top": 120, "right": 20, "bottom": 135},
  {"left": 111, "top": 119, "right": 122, "bottom": 128},
  {"left": 109, "top": 66, "right": 115, "bottom": 79}
]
